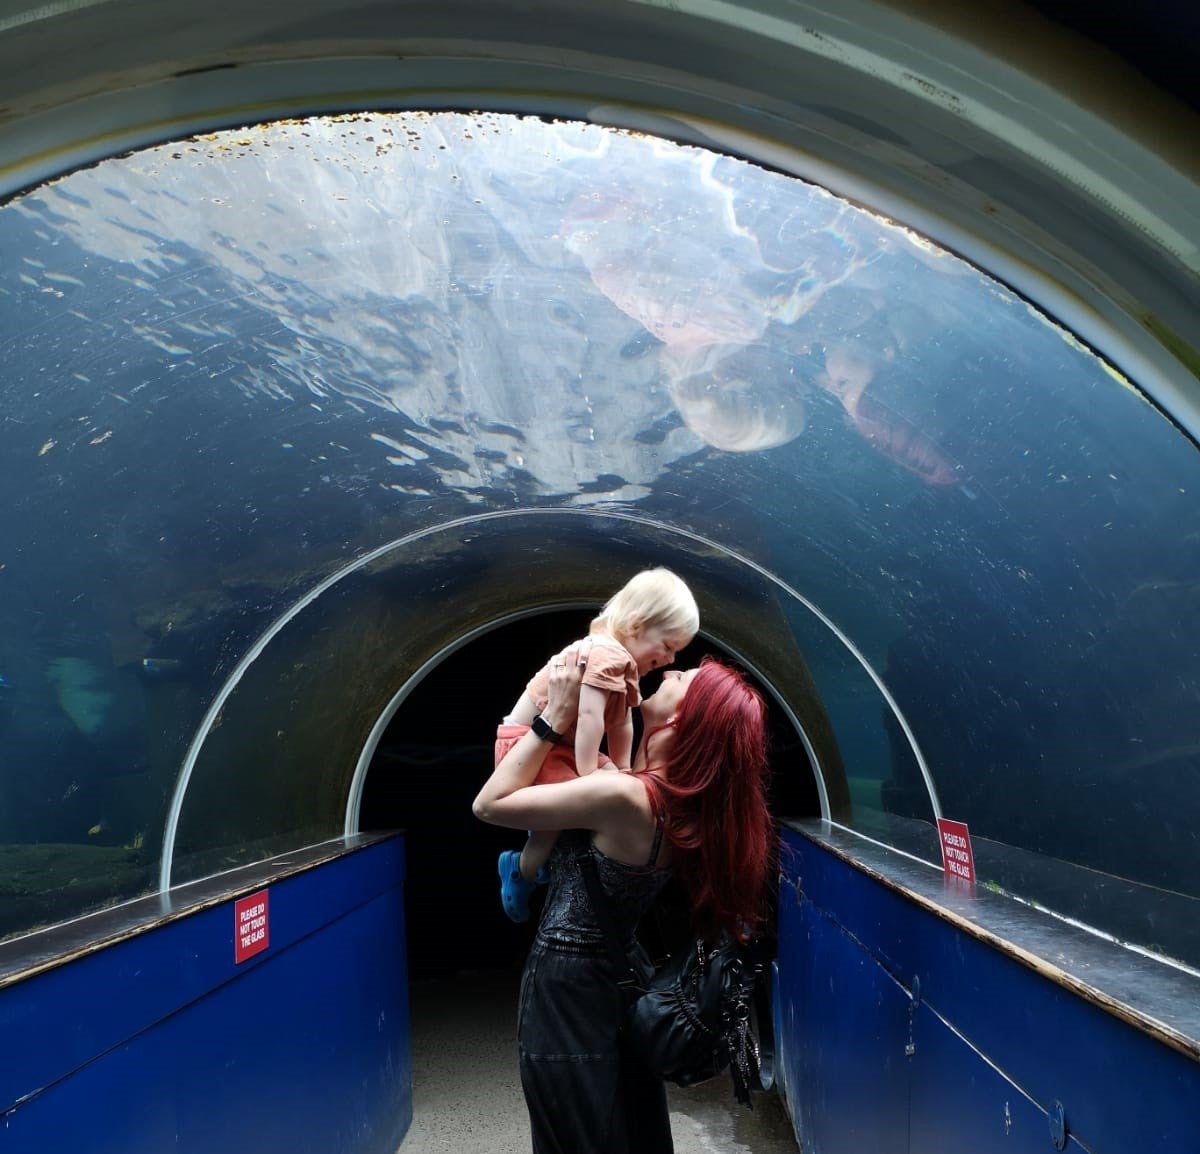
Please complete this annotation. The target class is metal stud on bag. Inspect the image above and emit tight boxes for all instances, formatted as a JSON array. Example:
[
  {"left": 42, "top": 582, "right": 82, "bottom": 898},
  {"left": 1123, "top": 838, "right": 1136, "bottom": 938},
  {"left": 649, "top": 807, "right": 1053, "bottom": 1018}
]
[{"left": 720, "top": 957, "right": 761, "bottom": 1105}]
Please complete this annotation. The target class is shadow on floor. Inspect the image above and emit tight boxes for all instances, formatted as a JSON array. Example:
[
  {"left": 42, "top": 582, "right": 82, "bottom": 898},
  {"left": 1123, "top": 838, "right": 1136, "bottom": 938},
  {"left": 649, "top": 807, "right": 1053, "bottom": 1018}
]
[{"left": 400, "top": 969, "right": 799, "bottom": 1153}]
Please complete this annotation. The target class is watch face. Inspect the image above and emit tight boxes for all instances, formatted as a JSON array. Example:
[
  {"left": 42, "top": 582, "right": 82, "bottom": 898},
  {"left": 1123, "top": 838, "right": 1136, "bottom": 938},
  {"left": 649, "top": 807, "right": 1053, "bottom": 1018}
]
[{"left": 532, "top": 715, "right": 558, "bottom": 743}]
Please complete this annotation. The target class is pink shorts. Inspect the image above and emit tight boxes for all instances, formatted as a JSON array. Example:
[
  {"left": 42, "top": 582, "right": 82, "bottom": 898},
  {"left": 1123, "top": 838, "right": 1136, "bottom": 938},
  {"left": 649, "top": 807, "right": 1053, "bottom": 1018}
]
[{"left": 494, "top": 724, "right": 612, "bottom": 785}]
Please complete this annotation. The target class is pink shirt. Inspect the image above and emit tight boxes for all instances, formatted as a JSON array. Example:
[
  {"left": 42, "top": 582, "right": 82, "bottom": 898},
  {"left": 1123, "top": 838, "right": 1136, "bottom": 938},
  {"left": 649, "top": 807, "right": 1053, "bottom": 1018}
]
[{"left": 525, "top": 635, "right": 640, "bottom": 742}]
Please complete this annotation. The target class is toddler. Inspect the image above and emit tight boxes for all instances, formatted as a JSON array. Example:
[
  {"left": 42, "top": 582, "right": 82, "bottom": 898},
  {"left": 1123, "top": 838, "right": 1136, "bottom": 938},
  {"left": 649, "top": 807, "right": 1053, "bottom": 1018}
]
[{"left": 495, "top": 567, "right": 699, "bottom": 921}]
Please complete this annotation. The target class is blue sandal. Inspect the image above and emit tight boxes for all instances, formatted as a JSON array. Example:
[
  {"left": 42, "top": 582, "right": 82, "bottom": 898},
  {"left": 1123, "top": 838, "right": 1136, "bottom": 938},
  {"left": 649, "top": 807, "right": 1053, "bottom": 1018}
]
[{"left": 498, "top": 849, "right": 537, "bottom": 923}]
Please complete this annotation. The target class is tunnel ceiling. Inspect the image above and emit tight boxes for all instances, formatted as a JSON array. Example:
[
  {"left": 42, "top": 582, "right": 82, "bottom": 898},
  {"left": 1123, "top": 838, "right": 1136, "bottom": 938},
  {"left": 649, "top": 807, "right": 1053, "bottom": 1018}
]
[{"left": 0, "top": 1, "right": 1198, "bottom": 974}]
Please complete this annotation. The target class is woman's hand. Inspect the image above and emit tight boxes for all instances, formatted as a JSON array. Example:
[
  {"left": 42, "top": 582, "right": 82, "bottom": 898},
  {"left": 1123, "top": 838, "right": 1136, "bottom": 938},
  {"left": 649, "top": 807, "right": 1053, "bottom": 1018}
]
[
  {"left": 472, "top": 638, "right": 591, "bottom": 826},
  {"left": 539, "top": 639, "right": 590, "bottom": 735}
]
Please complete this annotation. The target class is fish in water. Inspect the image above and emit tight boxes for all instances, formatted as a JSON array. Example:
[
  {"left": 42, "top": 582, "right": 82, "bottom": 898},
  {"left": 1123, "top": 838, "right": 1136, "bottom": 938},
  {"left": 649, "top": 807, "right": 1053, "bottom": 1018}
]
[
  {"left": 815, "top": 338, "right": 960, "bottom": 487},
  {"left": 849, "top": 395, "right": 960, "bottom": 487},
  {"left": 667, "top": 343, "right": 808, "bottom": 452},
  {"left": 560, "top": 162, "right": 964, "bottom": 480},
  {"left": 561, "top": 165, "right": 767, "bottom": 355},
  {"left": 562, "top": 160, "right": 879, "bottom": 358},
  {"left": 47, "top": 656, "right": 115, "bottom": 736}
]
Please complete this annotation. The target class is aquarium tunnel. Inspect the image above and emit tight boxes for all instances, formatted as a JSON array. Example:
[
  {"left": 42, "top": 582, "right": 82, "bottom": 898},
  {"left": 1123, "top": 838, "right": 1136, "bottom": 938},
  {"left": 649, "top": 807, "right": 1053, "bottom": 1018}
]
[{"left": 0, "top": 2, "right": 1198, "bottom": 1152}]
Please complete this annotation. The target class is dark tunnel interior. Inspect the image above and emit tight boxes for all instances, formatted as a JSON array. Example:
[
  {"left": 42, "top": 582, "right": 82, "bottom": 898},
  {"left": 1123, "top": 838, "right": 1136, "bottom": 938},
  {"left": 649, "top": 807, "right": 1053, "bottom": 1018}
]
[{"left": 359, "top": 610, "right": 818, "bottom": 980}]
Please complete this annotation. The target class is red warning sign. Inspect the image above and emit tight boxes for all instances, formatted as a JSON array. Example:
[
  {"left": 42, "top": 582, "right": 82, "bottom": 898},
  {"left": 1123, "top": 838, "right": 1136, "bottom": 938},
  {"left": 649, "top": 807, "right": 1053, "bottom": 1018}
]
[
  {"left": 234, "top": 889, "right": 269, "bottom": 963},
  {"left": 937, "top": 819, "right": 975, "bottom": 885}
]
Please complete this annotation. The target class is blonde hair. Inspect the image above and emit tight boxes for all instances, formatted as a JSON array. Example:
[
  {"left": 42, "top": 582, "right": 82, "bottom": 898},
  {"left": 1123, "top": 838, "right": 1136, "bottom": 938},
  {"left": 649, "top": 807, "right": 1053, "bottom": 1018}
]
[{"left": 593, "top": 567, "right": 699, "bottom": 642}]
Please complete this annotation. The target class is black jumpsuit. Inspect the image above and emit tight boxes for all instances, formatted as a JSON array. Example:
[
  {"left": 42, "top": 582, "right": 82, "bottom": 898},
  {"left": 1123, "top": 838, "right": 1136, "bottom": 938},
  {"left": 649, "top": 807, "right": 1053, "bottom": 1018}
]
[{"left": 517, "top": 829, "right": 673, "bottom": 1154}]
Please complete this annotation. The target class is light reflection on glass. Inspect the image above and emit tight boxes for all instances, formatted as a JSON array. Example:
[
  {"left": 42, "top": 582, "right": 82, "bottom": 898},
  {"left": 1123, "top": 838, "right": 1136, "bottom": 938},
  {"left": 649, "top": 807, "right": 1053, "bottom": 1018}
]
[{"left": 0, "top": 112, "right": 1197, "bottom": 966}]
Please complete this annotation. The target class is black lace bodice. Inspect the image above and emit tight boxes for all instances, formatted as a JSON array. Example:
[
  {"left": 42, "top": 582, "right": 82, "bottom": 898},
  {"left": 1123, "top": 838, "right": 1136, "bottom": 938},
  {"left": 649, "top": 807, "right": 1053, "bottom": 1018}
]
[{"left": 536, "top": 829, "right": 672, "bottom": 948}]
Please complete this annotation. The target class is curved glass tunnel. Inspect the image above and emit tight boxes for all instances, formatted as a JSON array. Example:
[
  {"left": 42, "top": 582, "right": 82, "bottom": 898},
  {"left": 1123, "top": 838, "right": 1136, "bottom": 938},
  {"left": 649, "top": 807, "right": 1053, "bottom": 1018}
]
[{"left": 1, "top": 111, "right": 1198, "bottom": 978}]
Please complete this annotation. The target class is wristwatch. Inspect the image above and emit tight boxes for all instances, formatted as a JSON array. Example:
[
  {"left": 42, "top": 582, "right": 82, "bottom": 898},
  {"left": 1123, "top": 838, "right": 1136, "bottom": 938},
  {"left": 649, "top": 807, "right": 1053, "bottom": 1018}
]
[{"left": 531, "top": 714, "right": 564, "bottom": 744}]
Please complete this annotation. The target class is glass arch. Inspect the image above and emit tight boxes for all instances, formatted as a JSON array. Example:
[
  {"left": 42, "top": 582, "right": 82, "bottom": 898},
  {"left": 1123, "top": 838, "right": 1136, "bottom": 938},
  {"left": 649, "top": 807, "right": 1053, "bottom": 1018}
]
[{"left": 1, "top": 112, "right": 1197, "bottom": 970}]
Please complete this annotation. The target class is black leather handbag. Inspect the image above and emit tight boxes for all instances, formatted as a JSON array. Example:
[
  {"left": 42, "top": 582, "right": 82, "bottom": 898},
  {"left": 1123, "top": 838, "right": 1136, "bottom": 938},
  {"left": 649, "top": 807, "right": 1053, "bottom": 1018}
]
[{"left": 577, "top": 848, "right": 772, "bottom": 1105}]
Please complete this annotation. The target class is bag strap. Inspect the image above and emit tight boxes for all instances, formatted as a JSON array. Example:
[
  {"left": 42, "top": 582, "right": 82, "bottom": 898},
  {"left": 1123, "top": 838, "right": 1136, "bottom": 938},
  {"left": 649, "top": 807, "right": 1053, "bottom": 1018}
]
[{"left": 574, "top": 844, "right": 645, "bottom": 996}]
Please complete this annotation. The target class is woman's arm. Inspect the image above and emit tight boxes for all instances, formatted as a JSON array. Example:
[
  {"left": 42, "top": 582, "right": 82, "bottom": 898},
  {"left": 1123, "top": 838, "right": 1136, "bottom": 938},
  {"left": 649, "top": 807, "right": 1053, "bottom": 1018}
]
[
  {"left": 475, "top": 769, "right": 644, "bottom": 832},
  {"left": 473, "top": 644, "right": 645, "bottom": 833},
  {"left": 472, "top": 645, "right": 583, "bottom": 821}
]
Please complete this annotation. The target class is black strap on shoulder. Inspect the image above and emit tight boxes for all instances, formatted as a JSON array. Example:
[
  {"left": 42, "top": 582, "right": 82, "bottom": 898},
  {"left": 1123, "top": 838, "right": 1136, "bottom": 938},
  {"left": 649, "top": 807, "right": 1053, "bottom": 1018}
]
[
  {"left": 574, "top": 846, "right": 644, "bottom": 995},
  {"left": 646, "top": 819, "right": 664, "bottom": 867}
]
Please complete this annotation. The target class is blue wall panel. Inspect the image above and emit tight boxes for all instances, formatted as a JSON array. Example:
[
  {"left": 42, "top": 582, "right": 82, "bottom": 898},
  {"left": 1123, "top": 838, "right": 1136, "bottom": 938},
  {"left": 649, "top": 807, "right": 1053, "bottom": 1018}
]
[
  {"left": 905, "top": 911, "right": 1199, "bottom": 1152},
  {"left": 775, "top": 828, "right": 1200, "bottom": 1154},
  {"left": 775, "top": 872, "right": 911, "bottom": 1154},
  {"left": 909, "top": 1001, "right": 1086, "bottom": 1154},
  {"left": 803, "top": 842, "right": 1196, "bottom": 1151},
  {"left": 1, "top": 838, "right": 411, "bottom": 1154}
]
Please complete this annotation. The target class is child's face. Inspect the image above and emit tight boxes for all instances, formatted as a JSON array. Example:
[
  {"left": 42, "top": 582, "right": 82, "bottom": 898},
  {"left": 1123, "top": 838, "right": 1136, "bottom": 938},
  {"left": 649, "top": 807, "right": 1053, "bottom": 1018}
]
[{"left": 626, "top": 623, "right": 692, "bottom": 676}]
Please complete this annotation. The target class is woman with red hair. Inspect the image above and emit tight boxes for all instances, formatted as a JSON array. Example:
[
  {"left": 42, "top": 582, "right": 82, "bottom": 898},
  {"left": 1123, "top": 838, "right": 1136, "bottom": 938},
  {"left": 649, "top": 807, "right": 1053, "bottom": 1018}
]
[{"left": 473, "top": 650, "right": 774, "bottom": 1154}]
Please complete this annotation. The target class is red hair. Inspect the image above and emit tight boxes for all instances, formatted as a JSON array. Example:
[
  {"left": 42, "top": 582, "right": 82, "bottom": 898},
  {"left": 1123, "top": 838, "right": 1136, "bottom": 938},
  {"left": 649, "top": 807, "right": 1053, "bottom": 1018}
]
[{"left": 639, "top": 658, "right": 774, "bottom": 940}]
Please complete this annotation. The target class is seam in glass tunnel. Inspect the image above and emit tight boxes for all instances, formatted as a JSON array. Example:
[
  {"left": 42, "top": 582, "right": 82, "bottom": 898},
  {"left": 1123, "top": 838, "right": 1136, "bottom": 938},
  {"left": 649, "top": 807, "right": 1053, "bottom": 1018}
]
[{"left": 158, "top": 507, "right": 942, "bottom": 892}]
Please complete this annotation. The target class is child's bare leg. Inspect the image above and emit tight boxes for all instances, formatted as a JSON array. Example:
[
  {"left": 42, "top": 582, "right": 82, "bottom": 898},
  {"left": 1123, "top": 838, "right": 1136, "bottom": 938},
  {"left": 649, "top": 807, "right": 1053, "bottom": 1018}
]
[{"left": 519, "top": 829, "right": 560, "bottom": 881}]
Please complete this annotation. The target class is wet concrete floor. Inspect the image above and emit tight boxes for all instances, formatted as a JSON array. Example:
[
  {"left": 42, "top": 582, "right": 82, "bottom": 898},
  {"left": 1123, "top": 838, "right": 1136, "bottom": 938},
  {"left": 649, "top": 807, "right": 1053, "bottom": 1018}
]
[{"left": 400, "top": 969, "right": 800, "bottom": 1153}]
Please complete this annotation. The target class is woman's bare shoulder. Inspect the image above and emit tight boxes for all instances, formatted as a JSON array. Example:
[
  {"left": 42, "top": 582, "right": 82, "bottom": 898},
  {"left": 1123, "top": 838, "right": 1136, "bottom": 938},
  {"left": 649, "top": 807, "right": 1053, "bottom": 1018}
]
[
  {"left": 590, "top": 772, "right": 663, "bottom": 865},
  {"left": 564, "top": 768, "right": 649, "bottom": 829},
  {"left": 589, "top": 766, "right": 650, "bottom": 804}
]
